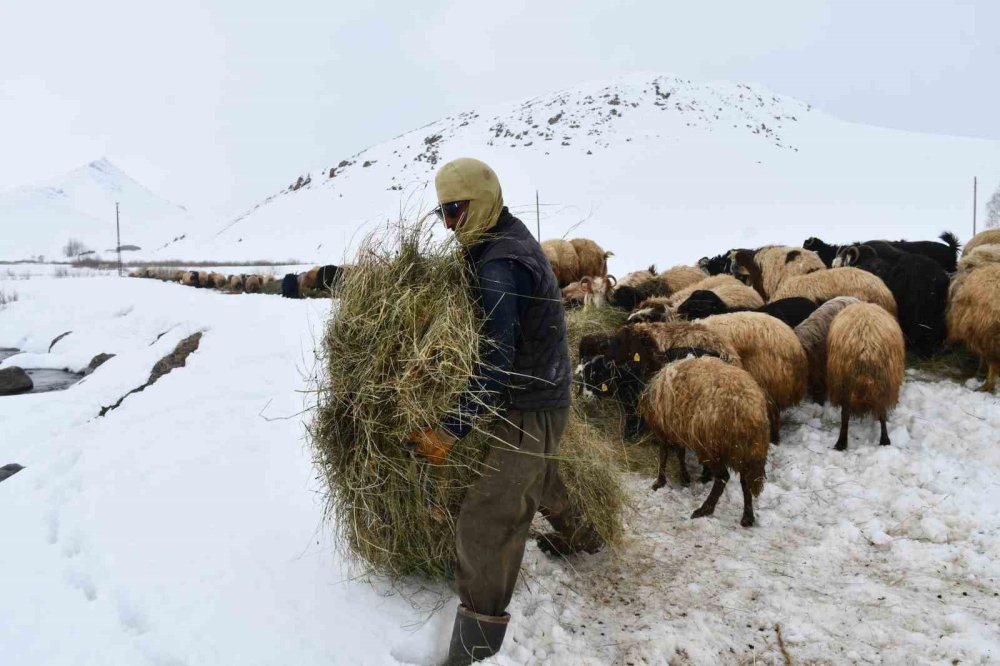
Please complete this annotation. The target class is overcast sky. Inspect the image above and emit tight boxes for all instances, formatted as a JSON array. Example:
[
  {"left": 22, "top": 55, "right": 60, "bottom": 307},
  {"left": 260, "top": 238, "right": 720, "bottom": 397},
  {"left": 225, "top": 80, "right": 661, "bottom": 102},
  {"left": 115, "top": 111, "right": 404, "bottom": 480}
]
[{"left": 1, "top": 0, "right": 997, "bottom": 219}]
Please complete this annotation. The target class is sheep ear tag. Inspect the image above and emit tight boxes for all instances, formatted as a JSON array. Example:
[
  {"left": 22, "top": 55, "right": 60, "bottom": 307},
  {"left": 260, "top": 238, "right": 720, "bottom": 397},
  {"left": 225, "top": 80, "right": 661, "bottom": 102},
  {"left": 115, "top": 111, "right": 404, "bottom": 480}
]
[
  {"left": 600, "top": 383, "right": 608, "bottom": 393},
  {"left": 633, "top": 353, "right": 641, "bottom": 363}
]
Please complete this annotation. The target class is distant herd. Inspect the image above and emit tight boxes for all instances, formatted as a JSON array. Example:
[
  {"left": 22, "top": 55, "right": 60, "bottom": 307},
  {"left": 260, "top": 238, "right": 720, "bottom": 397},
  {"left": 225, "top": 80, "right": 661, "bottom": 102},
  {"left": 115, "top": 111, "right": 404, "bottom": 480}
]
[
  {"left": 552, "top": 228, "right": 1000, "bottom": 527},
  {"left": 129, "top": 265, "right": 346, "bottom": 298}
]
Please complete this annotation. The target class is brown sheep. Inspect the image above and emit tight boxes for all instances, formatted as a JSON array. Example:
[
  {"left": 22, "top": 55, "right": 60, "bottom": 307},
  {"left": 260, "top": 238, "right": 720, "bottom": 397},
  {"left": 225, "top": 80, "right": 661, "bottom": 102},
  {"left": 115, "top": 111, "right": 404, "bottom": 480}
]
[
  {"left": 793, "top": 297, "right": 860, "bottom": 403},
  {"left": 229, "top": 275, "right": 244, "bottom": 292},
  {"left": 299, "top": 267, "right": 321, "bottom": 291},
  {"left": 245, "top": 275, "right": 262, "bottom": 293},
  {"left": 180, "top": 271, "right": 200, "bottom": 288},
  {"left": 771, "top": 267, "right": 897, "bottom": 315},
  {"left": 658, "top": 265, "right": 708, "bottom": 293},
  {"left": 947, "top": 263, "right": 1000, "bottom": 393},
  {"left": 541, "top": 239, "right": 580, "bottom": 287},
  {"left": 561, "top": 280, "right": 587, "bottom": 307},
  {"left": 617, "top": 265, "right": 658, "bottom": 288},
  {"left": 581, "top": 322, "right": 743, "bottom": 487},
  {"left": 732, "top": 246, "right": 826, "bottom": 300},
  {"left": 628, "top": 276, "right": 763, "bottom": 324},
  {"left": 173, "top": 270, "right": 186, "bottom": 282},
  {"left": 641, "top": 357, "right": 771, "bottom": 527},
  {"left": 701, "top": 311, "right": 808, "bottom": 444},
  {"left": 827, "top": 302, "right": 905, "bottom": 449},
  {"left": 962, "top": 229, "right": 1000, "bottom": 256},
  {"left": 569, "top": 238, "right": 611, "bottom": 278}
]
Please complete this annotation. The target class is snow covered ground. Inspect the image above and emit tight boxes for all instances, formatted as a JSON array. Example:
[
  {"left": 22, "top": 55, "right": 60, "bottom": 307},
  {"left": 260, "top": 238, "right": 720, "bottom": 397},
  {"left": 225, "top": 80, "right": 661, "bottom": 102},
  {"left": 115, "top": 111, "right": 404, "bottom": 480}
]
[{"left": 2, "top": 276, "right": 998, "bottom": 665}]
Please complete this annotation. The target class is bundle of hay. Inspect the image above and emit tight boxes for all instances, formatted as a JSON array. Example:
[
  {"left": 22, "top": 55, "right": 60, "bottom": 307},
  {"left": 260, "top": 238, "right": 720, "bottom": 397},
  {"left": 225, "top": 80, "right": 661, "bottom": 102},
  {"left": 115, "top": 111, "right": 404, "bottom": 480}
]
[{"left": 311, "top": 220, "right": 627, "bottom": 580}]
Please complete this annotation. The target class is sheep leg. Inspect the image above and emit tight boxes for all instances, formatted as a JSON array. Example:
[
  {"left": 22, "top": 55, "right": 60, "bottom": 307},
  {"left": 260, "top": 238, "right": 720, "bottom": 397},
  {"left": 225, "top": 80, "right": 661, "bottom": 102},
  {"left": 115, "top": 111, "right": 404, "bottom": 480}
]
[
  {"left": 768, "top": 404, "right": 781, "bottom": 445},
  {"left": 739, "top": 475, "right": 755, "bottom": 528},
  {"left": 879, "top": 412, "right": 891, "bottom": 447},
  {"left": 979, "top": 364, "right": 998, "bottom": 393},
  {"left": 652, "top": 442, "right": 669, "bottom": 491},
  {"left": 676, "top": 446, "right": 691, "bottom": 487},
  {"left": 699, "top": 465, "right": 713, "bottom": 484},
  {"left": 834, "top": 406, "right": 850, "bottom": 451},
  {"left": 691, "top": 466, "right": 729, "bottom": 519}
]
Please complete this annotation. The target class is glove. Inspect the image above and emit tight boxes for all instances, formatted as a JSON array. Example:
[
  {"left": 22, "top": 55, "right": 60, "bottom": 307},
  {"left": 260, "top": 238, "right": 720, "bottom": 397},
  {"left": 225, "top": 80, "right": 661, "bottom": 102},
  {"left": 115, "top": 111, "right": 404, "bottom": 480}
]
[{"left": 403, "top": 427, "right": 457, "bottom": 465}]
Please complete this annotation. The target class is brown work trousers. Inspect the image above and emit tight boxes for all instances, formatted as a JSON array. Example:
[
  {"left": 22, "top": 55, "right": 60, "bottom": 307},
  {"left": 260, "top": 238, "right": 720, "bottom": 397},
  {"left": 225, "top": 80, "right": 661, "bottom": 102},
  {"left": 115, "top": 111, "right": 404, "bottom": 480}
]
[{"left": 455, "top": 407, "right": 585, "bottom": 617}]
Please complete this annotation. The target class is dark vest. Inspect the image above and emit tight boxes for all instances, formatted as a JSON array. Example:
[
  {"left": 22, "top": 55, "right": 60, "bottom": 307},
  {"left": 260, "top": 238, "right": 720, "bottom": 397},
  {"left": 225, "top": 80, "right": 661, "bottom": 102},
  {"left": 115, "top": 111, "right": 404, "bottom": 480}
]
[{"left": 466, "top": 209, "right": 571, "bottom": 411}]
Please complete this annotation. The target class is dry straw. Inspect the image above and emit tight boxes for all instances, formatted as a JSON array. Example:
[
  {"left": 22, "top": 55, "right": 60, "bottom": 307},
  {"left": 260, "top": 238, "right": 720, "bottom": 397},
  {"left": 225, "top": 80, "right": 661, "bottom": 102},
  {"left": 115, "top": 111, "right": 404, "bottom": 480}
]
[{"left": 311, "top": 218, "right": 629, "bottom": 580}]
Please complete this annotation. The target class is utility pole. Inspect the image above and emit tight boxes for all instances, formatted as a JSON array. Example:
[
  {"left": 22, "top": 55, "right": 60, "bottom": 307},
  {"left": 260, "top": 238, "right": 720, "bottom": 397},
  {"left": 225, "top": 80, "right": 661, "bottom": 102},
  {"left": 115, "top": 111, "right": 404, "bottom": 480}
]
[
  {"left": 116, "top": 201, "right": 122, "bottom": 277},
  {"left": 535, "top": 190, "right": 541, "bottom": 241},
  {"left": 973, "top": 177, "right": 977, "bottom": 236}
]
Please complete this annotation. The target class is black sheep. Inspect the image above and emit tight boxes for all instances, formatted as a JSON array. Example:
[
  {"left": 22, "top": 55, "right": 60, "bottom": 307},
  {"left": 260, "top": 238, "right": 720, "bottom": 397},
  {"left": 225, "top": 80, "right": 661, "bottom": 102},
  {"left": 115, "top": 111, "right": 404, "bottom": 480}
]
[
  {"left": 834, "top": 244, "right": 894, "bottom": 283},
  {"left": 887, "top": 232, "right": 960, "bottom": 273},
  {"left": 886, "top": 254, "right": 949, "bottom": 357},
  {"left": 316, "top": 264, "right": 343, "bottom": 291},
  {"left": 697, "top": 253, "right": 734, "bottom": 276},
  {"left": 756, "top": 298, "right": 819, "bottom": 328},
  {"left": 610, "top": 278, "right": 671, "bottom": 310},
  {"left": 803, "top": 237, "right": 843, "bottom": 267},
  {"left": 281, "top": 273, "right": 300, "bottom": 299},
  {"left": 837, "top": 245, "right": 949, "bottom": 356},
  {"left": 677, "top": 290, "right": 818, "bottom": 328}
]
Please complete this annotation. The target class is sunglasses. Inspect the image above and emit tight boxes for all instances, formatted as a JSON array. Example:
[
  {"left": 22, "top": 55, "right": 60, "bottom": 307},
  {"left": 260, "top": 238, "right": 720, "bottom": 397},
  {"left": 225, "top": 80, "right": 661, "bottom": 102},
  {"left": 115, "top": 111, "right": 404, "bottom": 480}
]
[{"left": 433, "top": 201, "right": 465, "bottom": 220}]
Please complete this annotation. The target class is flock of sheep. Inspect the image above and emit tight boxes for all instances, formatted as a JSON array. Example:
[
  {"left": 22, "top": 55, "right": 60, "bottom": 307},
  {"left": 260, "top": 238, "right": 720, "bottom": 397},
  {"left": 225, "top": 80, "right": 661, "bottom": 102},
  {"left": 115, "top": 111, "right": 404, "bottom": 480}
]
[
  {"left": 128, "top": 265, "right": 343, "bottom": 297},
  {"left": 544, "top": 227, "right": 1000, "bottom": 527}
]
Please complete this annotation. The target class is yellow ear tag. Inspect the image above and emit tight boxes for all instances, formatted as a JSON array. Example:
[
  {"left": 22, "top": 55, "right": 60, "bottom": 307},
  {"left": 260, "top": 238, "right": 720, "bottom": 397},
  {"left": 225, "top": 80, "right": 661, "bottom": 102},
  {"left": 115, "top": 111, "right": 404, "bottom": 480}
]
[
  {"left": 600, "top": 383, "right": 608, "bottom": 393},
  {"left": 633, "top": 353, "right": 641, "bottom": 363}
]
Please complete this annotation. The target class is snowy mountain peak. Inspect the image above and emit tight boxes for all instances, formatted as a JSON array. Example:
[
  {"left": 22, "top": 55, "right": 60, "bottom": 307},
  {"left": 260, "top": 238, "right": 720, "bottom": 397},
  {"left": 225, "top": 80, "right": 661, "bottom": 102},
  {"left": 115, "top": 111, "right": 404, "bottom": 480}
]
[{"left": 0, "top": 159, "right": 199, "bottom": 261}]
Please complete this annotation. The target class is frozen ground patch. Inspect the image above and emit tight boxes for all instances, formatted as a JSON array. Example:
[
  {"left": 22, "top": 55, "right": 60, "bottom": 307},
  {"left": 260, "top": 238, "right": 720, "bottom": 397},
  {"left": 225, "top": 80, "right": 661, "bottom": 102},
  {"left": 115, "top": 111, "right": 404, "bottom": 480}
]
[{"left": 0, "top": 276, "right": 998, "bottom": 665}]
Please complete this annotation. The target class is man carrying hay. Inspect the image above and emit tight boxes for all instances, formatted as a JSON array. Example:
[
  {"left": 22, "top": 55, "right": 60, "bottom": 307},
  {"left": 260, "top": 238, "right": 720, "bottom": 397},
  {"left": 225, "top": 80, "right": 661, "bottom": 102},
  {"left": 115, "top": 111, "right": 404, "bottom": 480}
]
[{"left": 405, "top": 157, "right": 602, "bottom": 664}]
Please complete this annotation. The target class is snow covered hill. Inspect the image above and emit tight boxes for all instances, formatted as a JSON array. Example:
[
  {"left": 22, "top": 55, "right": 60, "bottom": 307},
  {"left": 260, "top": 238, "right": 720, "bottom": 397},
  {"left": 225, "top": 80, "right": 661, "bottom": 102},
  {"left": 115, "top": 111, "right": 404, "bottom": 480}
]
[
  {"left": 160, "top": 73, "right": 1000, "bottom": 271},
  {"left": 0, "top": 158, "right": 200, "bottom": 262}
]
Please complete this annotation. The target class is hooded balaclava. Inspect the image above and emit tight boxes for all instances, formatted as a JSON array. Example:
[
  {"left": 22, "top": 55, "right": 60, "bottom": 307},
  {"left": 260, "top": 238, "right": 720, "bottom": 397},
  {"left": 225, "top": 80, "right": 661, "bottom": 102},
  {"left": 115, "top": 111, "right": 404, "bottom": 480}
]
[{"left": 434, "top": 158, "right": 504, "bottom": 246}]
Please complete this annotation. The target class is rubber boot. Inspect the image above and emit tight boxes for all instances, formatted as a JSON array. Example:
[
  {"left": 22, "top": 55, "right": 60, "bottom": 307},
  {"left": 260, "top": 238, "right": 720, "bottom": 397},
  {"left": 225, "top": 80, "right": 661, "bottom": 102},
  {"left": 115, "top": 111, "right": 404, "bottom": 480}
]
[{"left": 443, "top": 605, "right": 509, "bottom": 665}]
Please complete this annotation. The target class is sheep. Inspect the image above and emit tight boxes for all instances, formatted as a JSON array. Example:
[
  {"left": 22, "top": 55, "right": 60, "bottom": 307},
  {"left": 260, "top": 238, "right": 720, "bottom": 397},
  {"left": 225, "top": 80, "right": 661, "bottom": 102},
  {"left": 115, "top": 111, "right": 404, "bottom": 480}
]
[
  {"left": 832, "top": 244, "right": 892, "bottom": 282},
  {"left": 173, "top": 270, "right": 187, "bottom": 282},
  {"left": 229, "top": 275, "right": 245, "bottom": 292},
  {"left": 700, "top": 311, "right": 808, "bottom": 444},
  {"left": 580, "top": 322, "right": 743, "bottom": 486},
  {"left": 794, "top": 297, "right": 860, "bottom": 403},
  {"left": 665, "top": 274, "right": 758, "bottom": 309},
  {"left": 770, "top": 267, "right": 897, "bottom": 315},
  {"left": 245, "top": 275, "right": 262, "bottom": 293},
  {"left": 962, "top": 229, "right": 1000, "bottom": 257},
  {"left": 561, "top": 280, "right": 587, "bottom": 308},
  {"left": 802, "top": 237, "right": 844, "bottom": 268},
  {"left": 826, "top": 302, "right": 906, "bottom": 449},
  {"left": 641, "top": 357, "right": 770, "bottom": 526},
  {"left": 569, "top": 238, "right": 611, "bottom": 278},
  {"left": 657, "top": 265, "right": 708, "bottom": 293},
  {"left": 180, "top": 271, "right": 201, "bottom": 288},
  {"left": 541, "top": 239, "right": 580, "bottom": 287},
  {"left": 947, "top": 263, "right": 1000, "bottom": 393},
  {"left": 281, "top": 273, "right": 301, "bottom": 299},
  {"left": 609, "top": 266, "right": 661, "bottom": 309},
  {"left": 836, "top": 244, "right": 948, "bottom": 356},
  {"left": 678, "top": 291, "right": 818, "bottom": 328},
  {"left": 731, "top": 246, "right": 826, "bottom": 300},
  {"left": 697, "top": 253, "right": 735, "bottom": 275},
  {"left": 316, "top": 264, "right": 343, "bottom": 291},
  {"left": 887, "top": 232, "right": 960, "bottom": 273},
  {"left": 298, "top": 267, "right": 320, "bottom": 291},
  {"left": 581, "top": 275, "right": 617, "bottom": 309}
]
